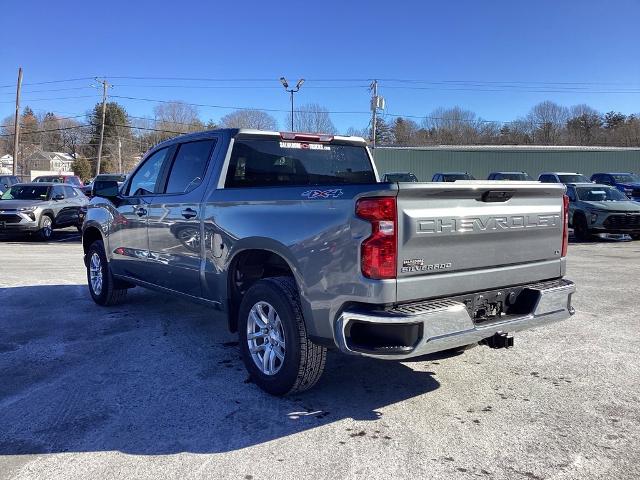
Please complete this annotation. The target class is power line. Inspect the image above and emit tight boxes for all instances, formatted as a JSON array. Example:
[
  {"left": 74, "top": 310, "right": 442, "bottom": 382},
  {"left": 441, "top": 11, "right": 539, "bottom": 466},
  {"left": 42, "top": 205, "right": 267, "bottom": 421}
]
[
  {"left": 0, "top": 94, "right": 98, "bottom": 104},
  {"left": 0, "top": 76, "right": 95, "bottom": 89}
]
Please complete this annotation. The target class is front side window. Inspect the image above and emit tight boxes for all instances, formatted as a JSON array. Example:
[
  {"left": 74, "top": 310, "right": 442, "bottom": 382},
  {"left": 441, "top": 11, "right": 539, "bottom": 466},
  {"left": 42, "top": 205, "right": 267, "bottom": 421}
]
[
  {"left": 64, "top": 186, "right": 78, "bottom": 197},
  {"left": 127, "top": 147, "right": 171, "bottom": 196},
  {"left": 225, "top": 139, "right": 375, "bottom": 188},
  {"left": 52, "top": 186, "right": 65, "bottom": 199},
  {"left": 165, "top": 140, "right": 215, "bottom": 193}
]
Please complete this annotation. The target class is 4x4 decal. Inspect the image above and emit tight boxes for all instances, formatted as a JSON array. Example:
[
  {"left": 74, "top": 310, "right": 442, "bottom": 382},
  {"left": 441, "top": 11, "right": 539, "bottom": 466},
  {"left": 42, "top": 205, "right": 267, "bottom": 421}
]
[{"left": 301, "top": 189, "right": 344, "bottom": 199}]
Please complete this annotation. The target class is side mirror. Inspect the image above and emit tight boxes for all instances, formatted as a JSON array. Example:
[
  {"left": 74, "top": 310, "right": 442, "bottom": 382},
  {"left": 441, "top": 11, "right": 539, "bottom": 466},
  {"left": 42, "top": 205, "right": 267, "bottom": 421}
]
[
  {"left": 53, "top": 194, "right": 65, "bottom": 201},
  {"left": 93, "top": 180, "right": 120, "bottom": 199}
]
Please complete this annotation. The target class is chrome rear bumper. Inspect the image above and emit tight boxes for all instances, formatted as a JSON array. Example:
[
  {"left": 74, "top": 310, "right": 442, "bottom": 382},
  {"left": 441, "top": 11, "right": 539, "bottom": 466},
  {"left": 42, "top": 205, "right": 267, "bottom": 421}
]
[{"left": 335, "top": 279, "right": 576, "bottom": 359}]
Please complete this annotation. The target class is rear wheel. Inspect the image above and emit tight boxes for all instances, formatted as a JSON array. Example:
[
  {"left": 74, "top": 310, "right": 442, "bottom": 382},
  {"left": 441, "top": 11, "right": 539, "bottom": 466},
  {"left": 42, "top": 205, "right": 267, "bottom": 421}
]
[
  {"left": 238, "top": 277, "right": 326, "bottom": 395},
  {"left": 87, "top": 240, "right": 127, "bottom": 306},
  {"left": 573, "top": 213, "right": 590, "bottom": 241}
]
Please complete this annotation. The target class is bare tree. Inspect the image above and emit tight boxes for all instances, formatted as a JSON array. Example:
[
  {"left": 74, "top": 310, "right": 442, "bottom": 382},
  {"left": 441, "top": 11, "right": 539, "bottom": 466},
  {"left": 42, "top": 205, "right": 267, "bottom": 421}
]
[
  {"left": 422, "top": 107, "right": 484, "bottom": 144},
  {"left": 285, "top": 103, "right": 336, "bottom": 133},
  {"left": 219, "top": 110, "right": 277, "bottom": 130},
  {"left": 525, "top": 101, "right": 569, "bottom": 145},
  {"left": 391, "top": 117, "right": 420, "bottom": 145},
  {"left": 59, "top": 118, "right": 88, "bottom": 157},
  {"left": 153, "top": 101, "right": 204, "bottom": 141}
]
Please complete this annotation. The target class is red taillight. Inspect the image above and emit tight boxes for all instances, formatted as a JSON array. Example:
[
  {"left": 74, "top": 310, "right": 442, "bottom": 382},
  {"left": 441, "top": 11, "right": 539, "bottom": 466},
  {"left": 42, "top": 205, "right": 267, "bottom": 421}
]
[
  {"left": 561, "top": 194, "right": 569, "bottom": 257},
  {"left": 356, "top": 197, "right": 397, "bottom": 279}
]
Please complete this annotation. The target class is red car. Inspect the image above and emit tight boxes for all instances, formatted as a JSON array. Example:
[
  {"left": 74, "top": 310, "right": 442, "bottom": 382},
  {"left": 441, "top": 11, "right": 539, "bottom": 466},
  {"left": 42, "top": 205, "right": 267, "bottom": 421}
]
[{"left": 33, "top": 175, "right": 84, "bottom": 188}]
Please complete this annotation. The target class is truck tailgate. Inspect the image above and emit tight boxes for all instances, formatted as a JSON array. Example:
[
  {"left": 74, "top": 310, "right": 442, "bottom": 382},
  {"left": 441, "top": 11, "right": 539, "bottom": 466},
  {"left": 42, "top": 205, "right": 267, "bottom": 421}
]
[{"left": 396, "top": 181, "right": 566, "bottom": 302}]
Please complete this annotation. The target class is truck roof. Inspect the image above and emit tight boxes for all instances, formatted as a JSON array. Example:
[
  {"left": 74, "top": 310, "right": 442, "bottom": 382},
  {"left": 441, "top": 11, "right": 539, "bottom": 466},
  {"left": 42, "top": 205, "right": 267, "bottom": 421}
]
[{"left": 151, "top": 129, "right": 368, "bottom": 151}]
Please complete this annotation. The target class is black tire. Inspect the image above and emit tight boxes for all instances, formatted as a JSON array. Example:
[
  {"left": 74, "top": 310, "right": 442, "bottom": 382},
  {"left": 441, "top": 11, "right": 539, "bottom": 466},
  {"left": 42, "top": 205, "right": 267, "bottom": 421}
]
[
  {"left": 37, "top": 214, "right": 53, "bottom": 241},
  {"left": 86, "top": 240, "right": 127, "bottom": 306},
  {"left": 632, "top": 234, "right": 640, "bottom": 240},
  {"left": 238, "top": 276, "right": 326, "bottom": 396},
  {"left": 573, "top": 213, "right": 590, "bottom": 241}
]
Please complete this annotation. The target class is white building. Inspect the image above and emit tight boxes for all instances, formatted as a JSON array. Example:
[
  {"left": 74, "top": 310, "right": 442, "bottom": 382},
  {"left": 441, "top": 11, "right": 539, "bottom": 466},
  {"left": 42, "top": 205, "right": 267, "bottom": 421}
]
[
  {"left": 0, "top": 154, "right": 13, "bottom": 174},
  {"left": 23, "top": 151, "right": 75, "bottom": 174}
]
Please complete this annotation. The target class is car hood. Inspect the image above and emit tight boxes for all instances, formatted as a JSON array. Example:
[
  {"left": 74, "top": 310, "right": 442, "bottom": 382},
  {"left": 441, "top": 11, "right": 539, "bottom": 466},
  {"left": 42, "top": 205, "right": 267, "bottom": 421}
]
[
  {"left": 0, "top": 199, "right": 49, "bottom": 210},
  {"left": 584, "top": 200, "right": 640, "bottom": 212}
]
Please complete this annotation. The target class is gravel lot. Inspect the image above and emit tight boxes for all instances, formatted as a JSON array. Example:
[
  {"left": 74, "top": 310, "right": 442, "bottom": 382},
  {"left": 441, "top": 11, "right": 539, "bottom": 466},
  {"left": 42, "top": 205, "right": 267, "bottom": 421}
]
[{"left": 0, "top": 231, "right": 639, "bottom": 480}]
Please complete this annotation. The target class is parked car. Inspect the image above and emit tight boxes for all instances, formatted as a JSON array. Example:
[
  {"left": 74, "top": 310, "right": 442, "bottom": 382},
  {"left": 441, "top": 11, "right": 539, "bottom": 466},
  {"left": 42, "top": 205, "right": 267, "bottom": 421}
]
[
  {"left": 566, "top": 183, "right": 640, "bottom": 240},
  {"left": 82, "top": 129, "right": 575, "bottom": 395},
  {"left": 538, "top": 172, "right": 591, "bottom": 184},
  {"left": 82, "top": 173, "right": 127, "bottom": 197},
  {"left": 382, "top": 172, "right": 419, "bottom": 182},
  {"left": 487, "top": 171, "right": 534, "bottom": 181},
  {"left": 0, "top": 182, "right": 88, "bottom": 240},
  {"left": 33, "top": 174, "right": 83, "bottom": 188},
  {"left": 431, "top": 172, "right": 476, "bottom": 182},
  {"left": 590, "top": 172, "right": 640, "bottom": 201},
  {"left": 0, "top": 175, "right": 21, "bottom": 196}
]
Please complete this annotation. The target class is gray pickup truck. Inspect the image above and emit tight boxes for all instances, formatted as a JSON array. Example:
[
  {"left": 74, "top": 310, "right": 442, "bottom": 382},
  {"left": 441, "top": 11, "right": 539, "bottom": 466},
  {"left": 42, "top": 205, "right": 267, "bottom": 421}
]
[{"left": 82, "top": 129, "right": 575, "bottom": 395}]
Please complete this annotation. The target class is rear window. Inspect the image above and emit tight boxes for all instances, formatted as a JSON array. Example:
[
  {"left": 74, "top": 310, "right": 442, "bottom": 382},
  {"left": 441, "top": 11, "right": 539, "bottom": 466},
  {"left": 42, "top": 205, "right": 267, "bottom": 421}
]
[
  {"left": 558, "top": 174, "right": 590, "bottom": 183},
  {"left": 443, "top": 173, "right": 475, "bottom": 182},
  {"left": 225, "top": 139, "right": 375, "bottom": 188},
  {"left": 495, "top": 173, "right": 532, "bottom": 181}
]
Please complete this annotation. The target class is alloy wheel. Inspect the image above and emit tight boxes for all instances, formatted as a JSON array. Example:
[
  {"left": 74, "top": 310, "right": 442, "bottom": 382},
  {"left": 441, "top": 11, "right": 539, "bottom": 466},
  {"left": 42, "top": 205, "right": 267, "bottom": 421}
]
[
  {"left": 246, "top": 301, "right": 286, "bottom": 375},
  {"left": 89, "top": 252, "right": 103, "bottom": 295}
]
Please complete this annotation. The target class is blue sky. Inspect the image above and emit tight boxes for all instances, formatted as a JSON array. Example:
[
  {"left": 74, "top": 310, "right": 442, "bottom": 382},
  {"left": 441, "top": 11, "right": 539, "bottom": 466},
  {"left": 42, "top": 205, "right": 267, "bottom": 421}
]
[{"left": 1, "top": 0, "right": 639, "bottom": 132}]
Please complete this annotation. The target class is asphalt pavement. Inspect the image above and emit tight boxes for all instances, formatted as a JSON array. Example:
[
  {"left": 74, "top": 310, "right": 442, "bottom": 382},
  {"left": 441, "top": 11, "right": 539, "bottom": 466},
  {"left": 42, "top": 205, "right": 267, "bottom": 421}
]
[{"left": 0, "top": 234, "right": 638, "bottom": 479}]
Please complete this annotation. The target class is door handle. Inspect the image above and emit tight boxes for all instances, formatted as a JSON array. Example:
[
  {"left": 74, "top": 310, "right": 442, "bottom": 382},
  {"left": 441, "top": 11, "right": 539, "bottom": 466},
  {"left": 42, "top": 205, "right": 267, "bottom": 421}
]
[
  {"left": 135, "top": 207, "right": 147, "bottom": 217},
  {"left": 181, "top": 208, "right": 197, "bottom": 219}
]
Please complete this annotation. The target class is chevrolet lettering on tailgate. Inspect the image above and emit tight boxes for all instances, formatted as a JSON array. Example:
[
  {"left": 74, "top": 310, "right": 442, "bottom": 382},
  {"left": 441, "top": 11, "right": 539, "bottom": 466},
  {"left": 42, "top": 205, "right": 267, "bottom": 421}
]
[{"left": 417, "top": 214, "right": 561, "bottom": 234}]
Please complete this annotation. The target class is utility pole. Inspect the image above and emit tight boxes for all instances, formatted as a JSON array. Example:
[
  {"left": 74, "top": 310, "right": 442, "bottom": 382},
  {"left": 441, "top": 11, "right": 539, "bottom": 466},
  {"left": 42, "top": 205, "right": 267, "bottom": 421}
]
[
  {"left": 369, "top": 80, "right": 385, "bottom": 150},
  {"left": 117, "top": 138, "right": 122, "bottom": 173},
  {"left": 370, "top": 80, "right": 377, "bottom": 149},
  {"left": 95, "top": 78, "right": 111, "bottom": 175},
  {"left": 12, "top": 67, "right": 23, "bottom": 176}
]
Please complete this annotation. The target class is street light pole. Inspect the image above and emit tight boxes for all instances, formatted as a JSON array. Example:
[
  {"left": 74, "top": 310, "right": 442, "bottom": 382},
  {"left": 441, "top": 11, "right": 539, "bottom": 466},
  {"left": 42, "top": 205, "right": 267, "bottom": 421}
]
[{"left": 280, "top": 77, "right": 305, "bottom": 131}]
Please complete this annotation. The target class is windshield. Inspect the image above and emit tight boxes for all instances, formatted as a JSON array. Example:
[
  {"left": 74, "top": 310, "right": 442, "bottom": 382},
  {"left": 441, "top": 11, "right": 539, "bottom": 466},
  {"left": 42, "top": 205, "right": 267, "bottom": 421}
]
[
  {"left": 225, "top": 139, "right": 376, "bottom": 187},
  {"left": 576, "top": 186, "right": 628, "bottom": 202},
  {"left": 443, "top": 173, "right": 475, "bottom": 182},
  {"left": 96, "top": 174, "right": 127, "bottom": 183},
  {"left": 497, "top": 173, "right": 532, "bottom": 180},
  {"left": 384, "top": 173, "right": 418, "bottom": 182},
  {"left": 558, "top": 174, "right": 590, "bottom": 183},
  {"left": 611, "top": 174, "right": 640, "bottom": 183},
  {"left": 1, "top": 185, "right": 50, "bottom": 200}
]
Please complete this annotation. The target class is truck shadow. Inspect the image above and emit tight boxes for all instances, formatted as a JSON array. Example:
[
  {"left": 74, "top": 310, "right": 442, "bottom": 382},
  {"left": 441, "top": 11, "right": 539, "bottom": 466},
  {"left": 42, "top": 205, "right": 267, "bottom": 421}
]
[{"left": 0, "top": 284, "right": 440, "bottom": 455}]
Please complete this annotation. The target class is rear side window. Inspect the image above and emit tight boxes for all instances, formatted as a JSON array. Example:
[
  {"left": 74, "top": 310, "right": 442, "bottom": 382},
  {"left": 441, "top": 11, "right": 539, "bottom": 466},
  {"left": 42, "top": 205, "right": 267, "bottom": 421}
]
[
  {"left": 225, "top": 139, "right": 375, "bottom": 188},
  {"left": 165, "top": 139, "right": 215, "bottom": 193},
  {"left": 539, "top": 175, "right": 555, "bottom": 183},
  {"left": 128, "top": 147, "right": 172, "bottom": 196}
]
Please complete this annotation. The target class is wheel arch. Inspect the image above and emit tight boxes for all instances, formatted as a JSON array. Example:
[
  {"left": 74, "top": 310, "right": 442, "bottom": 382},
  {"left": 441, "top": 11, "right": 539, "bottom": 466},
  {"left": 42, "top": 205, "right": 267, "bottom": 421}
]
[{"left": 224, "top": 239, "right": 307, "bottom": 333}]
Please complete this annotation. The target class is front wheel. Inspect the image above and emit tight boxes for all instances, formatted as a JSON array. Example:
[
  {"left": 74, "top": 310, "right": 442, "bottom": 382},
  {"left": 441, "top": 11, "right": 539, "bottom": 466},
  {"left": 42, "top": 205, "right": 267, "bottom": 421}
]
[
  {"left": 238, "top": 277, "right": 326, "bottom": 395},
  {"left": 37, "top": 214, "right": 53, "bottom": 241},
  {"left": 87, "top": 240, "right": 127, "bottom": 306},
  {"left": 573, "top": 214, "right": 590, "bottom": 241}
]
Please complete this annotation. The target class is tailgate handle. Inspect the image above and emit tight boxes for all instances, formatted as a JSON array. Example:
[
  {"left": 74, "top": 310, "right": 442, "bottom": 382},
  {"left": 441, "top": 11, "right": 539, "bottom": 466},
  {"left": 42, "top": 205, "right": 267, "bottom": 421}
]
[{"left": 481, "top": 190, "right": 513, "bottom": 202}]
